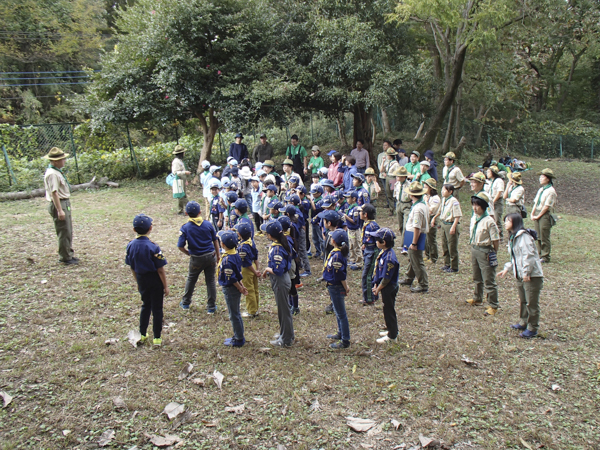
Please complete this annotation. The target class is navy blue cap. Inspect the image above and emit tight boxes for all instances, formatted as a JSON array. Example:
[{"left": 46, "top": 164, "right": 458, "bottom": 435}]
[
  {"left": 267, "top": 199, "right": 283, "bottom": 209},
  {"left": 367, "top": 227, "right": 396, "bottom": 243},
  {"left": 234, "top": 198, "right": 248, "bottom": 212},
  {"left": 311, "top": 185, "right": 324, "bottom": 194},
  {"left": 226, "top": 192, "right": 239, "bottom": 203},
  {"left": 289, "top": 194, "right": 301, "bottom": 205},
  {"left": 217, "top": 230, "right": 238, "bottom": 249},
  {"left": 351, "top": 173, "right": 365, "bottom": 182},
  {"left": 260, "top": 219, "right": 283, "bottom": 237},
  {"left": 231, "top": 168, "right": 239, "bottom": 177},
  {"left": 234, "top": 221, "right": 253, "bottom": 240},
  {"left": 317, "top": 210, "right": 341, "bottom": 223},
  {"left": 320, "top": 179, "right": 335, "bottom": 188},
  {"left": 185, "top": 201, "right": 201, "bottom": 216},
  {"left": 343, "top": 190, "right": 359, "bottom": 199},
  {"left": 289, "top": 176, "right": 300, "bottom": 185},
  {"left": 229, "top": 181, "right": 239, "bottom": 189},
  {"left": 331, "top": 229, "right": 348, "bottom": 246},
  {"left": 133, "top": 213, "right": 153, "bottom": 230},
  {"left": 296, "top": 186, "right": 307, "bottom": 195},
  {"left": 267, "top": 185, "right": 278, "bottom": 192},
  {"left": 235, "top": 132, "right": 243, "bottom": 138},
  {"left": 277, "top": 215, "right": 292, "bottom": 231},
  {"left": 222, "top": 180, "right": 231, "bottom": 188},
  {"left": 280, "top": 204, "right": 297, "bottom": 216}
]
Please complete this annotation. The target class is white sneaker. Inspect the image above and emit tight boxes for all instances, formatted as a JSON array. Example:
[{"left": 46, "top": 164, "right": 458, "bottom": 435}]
[
  {"left": 376, "top": 335, "right": 397, "bottom": 344},
  {"left": 379, "top": 331, "right": 389, "bottom": 336},
  {"left": 241, "top": 312, "right": 258, "bottom": 318}
]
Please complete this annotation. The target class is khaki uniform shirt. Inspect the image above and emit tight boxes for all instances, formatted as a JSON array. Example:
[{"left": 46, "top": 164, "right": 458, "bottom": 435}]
[
  {"left": 406, "top": 201, "right": 430, "bottom": 233},
  {"left": 469, "top": 214, "right": 499, "bottom": 246},
  {"left": 505, "top": 185, "right": 524, "bottom": 207},
  {"left": 171, "top": 158, "right": 188, "bottom": 180},
  {"left": 393, "top": 179, "right": 409, "bottom": 202},
  {"left": 363, "top": 181, "right": 380, "bottom": 200},
  {"left": 44, "top": 167, "right": 70, "bottom": 201},
  {"left": 439, "top": 196, "right": 462, "bottom": 223},
  {"left": 532, "top": 185, "right": 557, "bottom": 215},
  {"left": 485, "top": 178, "right": 505, "bottom": 203},
  {"left": 442, "top": 166, "right": 464, "bottom": 188},
  {"left": 427, "top": 194, "right": 441, "bottom": 217}
]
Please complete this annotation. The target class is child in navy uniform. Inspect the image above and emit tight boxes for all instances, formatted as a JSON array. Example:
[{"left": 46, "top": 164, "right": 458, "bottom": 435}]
[
  {"left": 125, "top": 214, "right": 169, "bottom": 346},
  {"left": 323, "top": 229, "right": 351, "bottom": 349},
  {"left": 370, "top": 228, "right": 400, "bottom": 344},
  {"left": 342, "top": 191, "right": 362, "bottom": 270},
  {"left": 217, "top": 230, "right": 248, "bottom": 347},
  {"left": 209, "top": 180, "right": 225, "bottom": 231},
  {"left": 177, "top": 201, "right": 220, "bottom": 313},
  {"left": 260, "top": 220, "right": 295, "bottom": 347},
  {"left": 235, "top": 222, "right": 261, "bottom": 318},
  {"left": 351, "top": 173, "right": 370, "bottom": 205},
  {"left": 360, "top": 204, "right": 380, "bottom": 305},
  {"left": 233, "top": 198, "right": 255, "bottom": 237}
]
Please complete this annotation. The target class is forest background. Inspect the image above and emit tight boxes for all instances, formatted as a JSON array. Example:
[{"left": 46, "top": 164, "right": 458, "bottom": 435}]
[{"left": 1, "top": 0, "right": 600, "bottom": 190}]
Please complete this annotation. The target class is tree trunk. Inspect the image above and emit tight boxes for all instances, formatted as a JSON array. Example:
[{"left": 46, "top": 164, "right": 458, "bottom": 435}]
[
  {"left": 353, "top": 104, "right": 373, "bottom": 154},
  {"left": 0, "top": 177, "right": 118, "bottom": 201},
  {"left": 453, "top": 136, "right": 467, "bottom": 160},
  {"left": 195, "top": 108, "right": 220, "bottom": 168},
  {"left": 415, "top": 44, "right": 468, "bottom": 155},
  {"left": 453, "top": 84, "right": 463, "bottom": 147},
  {"left": 414, "top": 119, "right": 425, "bottom": 140},
  {"left": 336, "top": 115, "right": 348, "bottom": 148},
  {"left": 442, "top": 103, "right": 456, "bottom": 153},
  {"left": 556, "top": 48, "right": 586, "bottom": 113},
  {"left": 381, "top": 107, "right": 391, "bottom": 134}
]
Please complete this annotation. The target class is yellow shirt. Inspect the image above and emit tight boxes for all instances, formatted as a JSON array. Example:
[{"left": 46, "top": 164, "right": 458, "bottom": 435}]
[{"left": 44, "top": 167, "right": 70, "bottom": 201}]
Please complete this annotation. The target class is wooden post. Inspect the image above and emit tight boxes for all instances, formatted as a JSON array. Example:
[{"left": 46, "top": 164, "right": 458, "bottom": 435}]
[
  {"left": 126, "top": 124, "right": 141, "bottom": 178},
  {"left": 2, "top": 145, "right": 17, "bottom": 186},
  {"left": 69, "top": 124, "right": 82, "bottom": 184}
]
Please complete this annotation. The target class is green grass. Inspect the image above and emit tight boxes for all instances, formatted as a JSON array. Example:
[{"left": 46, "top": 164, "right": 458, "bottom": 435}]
[{"left": 0, "top": 156, "right": 599, "bottom": 449}]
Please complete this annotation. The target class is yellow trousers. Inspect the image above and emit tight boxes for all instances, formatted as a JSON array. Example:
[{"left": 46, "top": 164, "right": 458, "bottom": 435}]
[{"left": 242, "top": 265, "right": 260, "bottom": 314}]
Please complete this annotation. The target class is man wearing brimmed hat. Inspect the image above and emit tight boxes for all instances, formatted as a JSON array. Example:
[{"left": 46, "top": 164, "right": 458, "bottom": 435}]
[
  {"left": 392, "top": 166, "right": 411, "bottom": 245},
  {"left": 467, "top": 191, "right": 500, "bottom": 316},
  {"left": 261, "top": 160, "right": 280, "bottom": 187},
  {"left": 44, "top": 147, "right": 78, "bottom": 265},
  {"left": 252, "top": 133, "right": 273, "bottom": 163},
  {"left": 382, "top": 146, "right": 399, "bottom": 213},
  {"left": 172, "top": 145, "right": 191, "bottom": 214},
  {"left": 531, "top": 168, "right": 557, "bottom": 263},
  {"left": 415, "top": 160, "right": 432, "bottom": 183},
  {"left": 286, "top": 134, "right": 307, "bottom": 181},
  {"left": 503, "top": 171, "right": 525, "bottom": 216},
  {"left": 442, "top": 152, "right": 465, "bottom": 200},
  {"left": 399, "top": 181, "right": 430, "bottom": 293}
]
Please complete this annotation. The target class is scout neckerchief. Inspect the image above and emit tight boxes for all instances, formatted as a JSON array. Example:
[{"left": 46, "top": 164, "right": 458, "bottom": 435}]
[
  {"left": 188, "top": 216, "right": 205, "bottom": 226},
  {"left": 372, "top": 247, "right": 389, "bottom": 278},
  {"left": 410, "top": 197, "right": 425, "bottom": 211},
  {"left": 361, "top": 219, "right": 373, "bottom": 242},
  {"left": 48, "top": 164, "right": 71, "bottom": 193},
  {"left": 444, "top": 164, "right": 455, "bottom": 183},
  {"left": 535, "top": 183, "right": 552, "bottom": 207},
  {"left": 323, "top": 247, "right": 341, "bottom": 275},
  {"left": 135, "top": 233, "right": 149, "bottom": 239},
  {"left": 216, "top": 247, "right": 237, "bottom": 279},
  {"left": 509, "top": 185, "right": 520, "bottom": 198},
  {"left": 469, "top": 211, "right": 489, "bottom": 244},
  {"left": 442, "top": 194, "right": 454, "bottom": 219}
]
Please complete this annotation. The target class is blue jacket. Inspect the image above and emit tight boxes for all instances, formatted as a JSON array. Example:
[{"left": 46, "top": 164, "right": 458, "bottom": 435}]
[
  {"left": 373, "top": 247, "right": 399, "bottom": 285},
  {"left": 323, "top": 249, "right": 347, "bottom": 286},
  {"left": 218, "top": 251, "right": 243, "bottom": 286},
  {"left": 238, "top": 239, "right": 258, "bottom": 268},
  {"left": 362, "top": 220, "right": 380, "bottom": 247},
  {"left": 177, "top": 218, "right": 217, "bottom": 255},
  {"left": 126, "top": 236, "right": 167, "bottom": 274},
  {"left": 228, "top": 143, "right": 249, "bottom": 162},
  {"left": 337, "top": 164, "right": 358, "bottom": 191},
  {"left": 267, "top": 242, "right": 291, "bottom": 275}
]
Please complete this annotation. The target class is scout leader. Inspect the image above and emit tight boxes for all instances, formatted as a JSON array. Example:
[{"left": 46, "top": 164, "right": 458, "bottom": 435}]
[
  {"left": 171, "top": 145, "right": 191, "bottom": 215},
  {"left": 531, "top": 168, "right": 557, "bottom": 264},
  {"left": 503, "top": 172, "right": 525, "bottom": 217},
  {"left": 43, "top": 147, "right": 78, "bottom": 265},
  {"left": 442, "top": 152, "right": 465, "bottom": 200},
  {"left": 434, "top": 184, "right": 462, "bottom": 273}
]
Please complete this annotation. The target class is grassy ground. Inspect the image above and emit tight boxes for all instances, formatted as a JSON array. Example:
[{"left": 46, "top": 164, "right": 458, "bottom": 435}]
[{"left": 1, "top": 156, "right": 599, "bottom": 450}]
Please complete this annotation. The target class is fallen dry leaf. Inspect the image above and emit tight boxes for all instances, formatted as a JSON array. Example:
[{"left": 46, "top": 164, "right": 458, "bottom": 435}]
[
  {"left": 105, "top": 338, "right": 119, "bottom": 346},
  {"left": 191, "top": 378, "right": 205, "bottom": 387},
  {"left": 551, "top": 384, "right": 561, "bottom": 391},
  {"left": 212, "top": 370, "right": 224, "bottom": 390},
  {"left": 258, "top": 347, "right": 271, "bottom": 353},
  {"left": 390, "top": 419, "right": 401, "bottom": 430},
  {"left": 461, "top": 355, "right": 478, "bottom": 366},
  {"left": 172, "top": 410, "right": 193, "bottom": 430},
  {"left": 62, "top": 430, "right": 71, "bottom": 436},
  {"left": 277, "top": 445, "right": 286, "bottom": 450},
  {"left": 520, "top": 437, "right": 534, "bottom": 450},
  {"left": 346, "top": 416, "right": 376, "bottom": 432},
  {"left": 309, "top": 399, "right": 321, "bottom": 412},
  {"left": 367, "top": 423, "right": 383, "bottom": 437},
  {"left": 201, "top": 419, "right": 217, "bottom": 427},
  {"left": 419, "top": 434, "right": 438, "bottom": 448},
  {"left": 146, "top": 433, "right": 181, "bottom": 447},
  {"left": 162, "top": 402, "right": 185, "bottom": 420},
  {"left": 98, "top": 429, "right": 115, "bottom": 447},
  {"left": 224, "top": 404, "right": 245, "bottom": 414},
  {"left": 178, "top": 363, "right": 193, "bottom": 381},
  {"left": 113, "top": 396, "right": 127, "bottom": 410},
  {"left": 0, "top": 391, "right": 13, "bottom": 408},
  {"left": 127, "top": 330, "right": 142, "bottom": 348},
  {"left": 375, "top": 397, "right": 386, "bottom": 403}
]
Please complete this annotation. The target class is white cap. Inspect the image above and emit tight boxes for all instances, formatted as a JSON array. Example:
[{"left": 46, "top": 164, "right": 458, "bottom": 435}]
[
  {"left": 257, "top": 170, "right": 267, "bottom": 177},
  {"left": 229, "top": 159, "right": 238, "bottom": 166},
  {"left": 209, "top": 165, "right": 221, "bottom": 174},
  {"left": 318, "top": 167, "right": 328, "bottom": 175},
  {"left": 209, "top": 179, "right": 221, "bottom": 188},
  {"left": 420, "top": 160, "right": 430, "bottom": 167},
  {"left": 201, "top": 160, "right": 210, "bottom": 169},
  {"left": 255, "top": 162, "right": 263, "bottom": 170}
]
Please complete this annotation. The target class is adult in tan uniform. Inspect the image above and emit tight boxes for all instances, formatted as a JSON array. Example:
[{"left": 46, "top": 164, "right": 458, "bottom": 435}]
[
  {"left": 441, "top": 152, "right": 465, "bottom": 199},
  {"left": 392, "top": 166, "right": 411, "bottom": 241},
  {"left": 486, "top": 165, "right": 505, "bottom": 239},
  {"left": 44, "top": 147, "right": 78, "bottom": 265},
  {"left": 467, "top": 172, "right": 495, "bottom": 219},
  {"left": 435, "top": 184, "right": 462, "bottom": 273},
  {"left": 399, "top": 181, "right": 430, "bottom": 293},
  {"left": 466, "top": 192, "right": 500, "bottom": 316},
  {"left": 423, "top": 178, "right": 440, "bottom": 264},
  {"left": 172, "top": 145, "right": 191, "bottom": 215},
  {"left": 503, "top": 172, "right": 525, "bottom": 216},
  {"left": 531, "top": 168, "right": 557, "bottom": 263}
]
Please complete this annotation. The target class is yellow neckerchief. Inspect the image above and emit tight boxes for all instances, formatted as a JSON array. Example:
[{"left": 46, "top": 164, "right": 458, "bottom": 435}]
[
  {"left": 135, "top": 233, "right": 149, "bottom": 239},
  {"left": 323, "top": 247, "right": 341, "bottom": 275},
  {"left": 188, "top": 216, "right": 205, "bottom": 226},
  {"left": 283, "top": 230, "right": 290, "bottom": 236},
  {"left": 217, "top": 247, "right": 237, "bottom": 279},
  {"left": 361, "top": 219, "right": 372, "bottom": 242},
  {"left": 268, "top": 241, "right": 283, "bottom": 260},
  {"left": 372, "top": 246, "right": 387, "bottom": 278}
]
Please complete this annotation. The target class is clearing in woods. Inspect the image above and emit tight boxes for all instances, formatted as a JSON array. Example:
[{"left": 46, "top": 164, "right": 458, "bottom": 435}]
[{"left": 0, "top": 157, "right": 599, "bottom": 449}]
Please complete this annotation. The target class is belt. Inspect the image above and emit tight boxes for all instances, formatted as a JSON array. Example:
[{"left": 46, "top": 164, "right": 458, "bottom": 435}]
[
  {"left": 472, "top": 245, "right": 492, "bottom": 251},
  {"left": 442, "top": 220, "right": 454, "bottom": 225},
  {"left": 190, "top": 251, "right": 215, "bottom": 258}
]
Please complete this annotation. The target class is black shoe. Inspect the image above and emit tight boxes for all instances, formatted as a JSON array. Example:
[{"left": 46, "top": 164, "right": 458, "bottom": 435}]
[
  {"left": 177, "top": 211, "right": 185, "bottom": 215},
  {"left": 410, "top": 286, "right": 428, "bottom": 293},
  {"left": 444, "top": 268, "right": 459, "bottom": 273},
  {"left": 330, "top": 340, "right": 350, "bottom": 349},
  {"left": 441, "top": 265, "right": 450, "bottom": 271},
  {"left": 292, "top": 307, "right": 300, "bottom": 315},
  {"left": 60, "top": 258, "right": 79, "bottom": 265},
  {"left": 326, "top": 333, "right": 341, "bottom": 340},
  {"left": 399, "top": 278, "right": 413, "bottom": 286},
  {"left": 324, "top": 304, "right": 334, "bottom": 314}
]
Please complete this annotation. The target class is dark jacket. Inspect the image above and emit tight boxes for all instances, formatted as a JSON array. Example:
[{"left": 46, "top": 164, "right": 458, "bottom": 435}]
[
  {"left": 229, "top": 143, "right": 249, "bottom": 163},
  {"left": 424, "top": 150, "right": 438, "bottom": 181}
]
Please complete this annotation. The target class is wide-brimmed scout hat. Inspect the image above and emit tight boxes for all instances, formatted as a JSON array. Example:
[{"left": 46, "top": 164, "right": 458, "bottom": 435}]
[
  {"left": 488, "top": 165, "right": 500, "bottom": 175},
  {"left": 262, "top": 160, "right": 275, "bottom": 168},
  {"left": 423, "top": 178, "right": 437, "bottom": 190},
  {"left": 365, "top": 167, "right": 376, "bottom": 175},
  {"left": 444, "top": 152, "right": 456, "bottom": 160},
  {"left": 404, "top": 181, "right": 427, "bottom": 197},
  {"left": 393, "top": 166, "right": 408, "bottom": 177},
  {"left": 536, "top": 168, "right": 556, "bottom": 179},
  {"left": 508, "top": 172, "right": 522, "bottom": 185},
  {"left": 172, "top": 144, "right": 186, "bottom": 155},
  {"left": 44, "top": 147, "right": 69, "bottom": 160},
  {"left": 386, "top": 148, "right": 397, "bottom": 155},
  {"left": 282, "top": 158, "right": 294, "bottom": 166},
  {"left": 467, "top": 172, "right": 486, "bottom": 183},
  {"left": 471, "top": 191, "right": 490, "bottom": 207}
]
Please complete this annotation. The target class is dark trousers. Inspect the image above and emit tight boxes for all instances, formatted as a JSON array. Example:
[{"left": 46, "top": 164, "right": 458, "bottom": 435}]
[
  {"left": 222, "top": 285, "right": 244, "bottom": 340},
  {"left": 305, "top": 220, "right": 311, "bottom": 253},
  {"left": 312, "top": 222, "right": 324, "bottom": 257},
  {"left": 356, "top": 167, "right": 366, "bottom": 174},
  {"left": 136, "top": 271, "right": 164, "bottom": 338},
  {"left": 211, "top": 216, "right": 222, "bottom": 232},
  {"left": 327, "top": 284, "right": 350, "bottom": 341},
  {"left": 182, "top": 253, "right": 217, "bottom": 309},
  {"left": 253, "top": 213, "right": 263, "bottom": 232},
  {"left": 48, "top": 199, "right": 74, "bottom": 262},
  {"left": 362, "top": 247, "right": 380, "bottom": 303},
  {"left": 381, "top": 283, "right": 399, "bottom": 339}
]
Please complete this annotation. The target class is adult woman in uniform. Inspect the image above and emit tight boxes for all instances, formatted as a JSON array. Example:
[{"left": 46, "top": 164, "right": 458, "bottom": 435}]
[
  {"left": 486, "top": 165, "right": 505, "bottom": 239},
  {"left": 503, "top": 172, "right": 525, "bottom": 216},
  {"left": 531, "top": 168, "right": 557, "bottom": 263},
  {"left": 172, "top": 145, "right": 191, "bottom": 215}
]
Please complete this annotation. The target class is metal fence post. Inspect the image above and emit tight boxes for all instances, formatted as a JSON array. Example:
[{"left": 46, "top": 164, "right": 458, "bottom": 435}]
[
  {"left": 559, "top": 135, "right": 563, "bottom": 158},
  {"left": 2, "top": 144, "right": 17, "bottom": 186},
  {"left": 69, "top": 125, "right": 82, "bottom": 184},
  {"left": 126, "top": 124, "right": 142, "bottom": 178}
]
